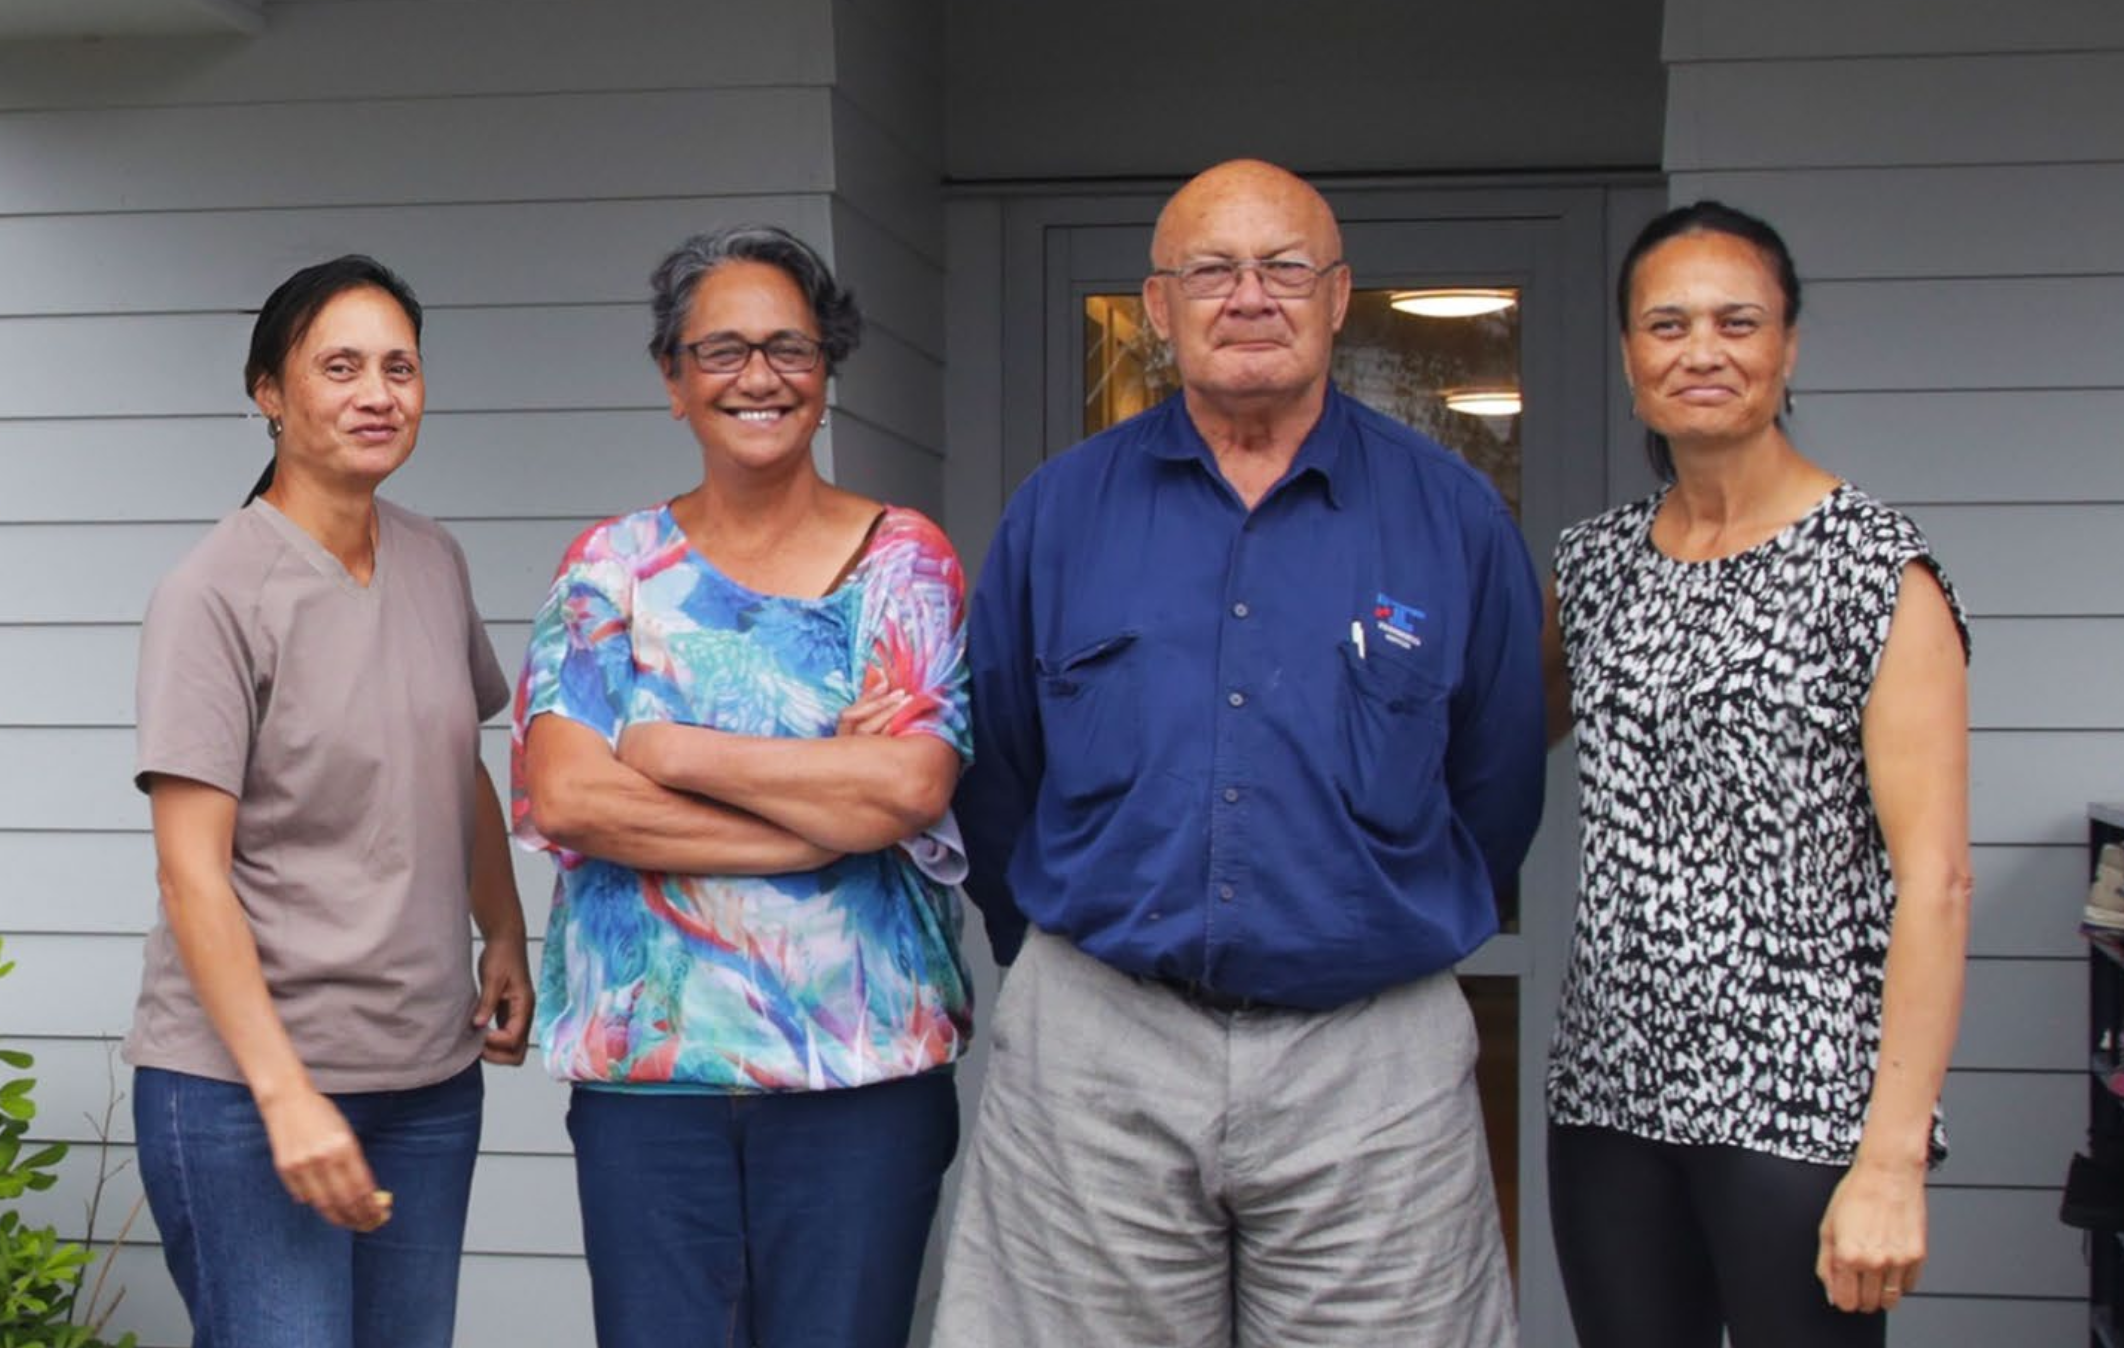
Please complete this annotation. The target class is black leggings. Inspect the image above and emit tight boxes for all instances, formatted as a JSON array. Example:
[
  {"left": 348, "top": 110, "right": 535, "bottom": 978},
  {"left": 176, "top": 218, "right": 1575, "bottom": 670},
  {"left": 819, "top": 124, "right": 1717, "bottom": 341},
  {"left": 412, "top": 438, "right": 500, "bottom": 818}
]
[{"left": 1548, "top": 1124, "right": 1888, "bottom": 1348}]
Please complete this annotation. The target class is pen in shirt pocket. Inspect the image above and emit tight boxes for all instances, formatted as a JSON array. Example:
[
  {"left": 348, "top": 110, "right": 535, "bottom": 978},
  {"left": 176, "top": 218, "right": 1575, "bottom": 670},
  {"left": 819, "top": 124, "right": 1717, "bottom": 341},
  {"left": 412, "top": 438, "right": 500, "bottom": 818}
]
[{"left": 1349, "top": 619, "right": 1367, "bottom": 660}]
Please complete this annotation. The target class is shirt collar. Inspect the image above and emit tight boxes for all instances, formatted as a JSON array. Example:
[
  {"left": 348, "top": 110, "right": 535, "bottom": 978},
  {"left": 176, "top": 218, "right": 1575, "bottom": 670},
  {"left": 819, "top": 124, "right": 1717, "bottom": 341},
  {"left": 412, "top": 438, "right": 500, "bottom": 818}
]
[{"left": 1146, "top": 383, "right": 1351, "bottom": 510}]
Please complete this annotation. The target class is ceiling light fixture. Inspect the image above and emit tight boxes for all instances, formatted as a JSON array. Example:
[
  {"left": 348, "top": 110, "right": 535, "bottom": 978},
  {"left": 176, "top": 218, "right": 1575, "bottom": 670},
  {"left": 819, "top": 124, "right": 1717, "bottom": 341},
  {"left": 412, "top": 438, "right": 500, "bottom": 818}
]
[
  {"left": 1443, "top": 387, "right": 1523, "bottom": 417},
  {"left": 1389, "top": 288, "right": 1519, "bottom": 318}
]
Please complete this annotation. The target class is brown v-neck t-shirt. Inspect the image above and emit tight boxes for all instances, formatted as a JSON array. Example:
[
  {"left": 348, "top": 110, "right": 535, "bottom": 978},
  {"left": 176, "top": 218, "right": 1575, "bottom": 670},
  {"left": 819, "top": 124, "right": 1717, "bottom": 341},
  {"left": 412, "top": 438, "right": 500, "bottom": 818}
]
[{"left": 125, "top": 497, "right": 509, "bottom": 1093}]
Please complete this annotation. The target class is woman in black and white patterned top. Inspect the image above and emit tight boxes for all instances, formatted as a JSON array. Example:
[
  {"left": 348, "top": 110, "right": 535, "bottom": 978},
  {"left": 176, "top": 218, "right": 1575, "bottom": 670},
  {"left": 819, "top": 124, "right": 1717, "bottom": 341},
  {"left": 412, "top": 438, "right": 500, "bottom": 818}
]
[{"left": 1541, "top": 201, "right": 1972, "bottom": 1348}]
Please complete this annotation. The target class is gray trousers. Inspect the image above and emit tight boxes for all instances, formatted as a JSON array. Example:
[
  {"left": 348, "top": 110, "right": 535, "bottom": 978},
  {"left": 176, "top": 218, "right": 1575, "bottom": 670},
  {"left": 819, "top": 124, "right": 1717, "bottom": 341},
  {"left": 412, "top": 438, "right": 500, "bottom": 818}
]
[{"left": 931, "top": 928, "right": 1516, "bottom": 1348}]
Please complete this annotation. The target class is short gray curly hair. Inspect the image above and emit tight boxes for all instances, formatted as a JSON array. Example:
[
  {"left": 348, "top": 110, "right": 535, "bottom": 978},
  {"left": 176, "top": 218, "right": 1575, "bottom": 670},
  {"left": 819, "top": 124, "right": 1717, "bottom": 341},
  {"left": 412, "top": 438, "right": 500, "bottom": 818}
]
[{"left": 646, "top": 225, "right": 862, "bottom": 375}]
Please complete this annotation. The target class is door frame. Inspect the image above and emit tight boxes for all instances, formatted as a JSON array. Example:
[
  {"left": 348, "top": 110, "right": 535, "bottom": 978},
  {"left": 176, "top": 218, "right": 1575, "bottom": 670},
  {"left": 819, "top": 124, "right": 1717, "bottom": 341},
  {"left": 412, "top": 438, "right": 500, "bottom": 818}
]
[{"left": 941, "top": 173, "right": 1665, "bottom": 1346}]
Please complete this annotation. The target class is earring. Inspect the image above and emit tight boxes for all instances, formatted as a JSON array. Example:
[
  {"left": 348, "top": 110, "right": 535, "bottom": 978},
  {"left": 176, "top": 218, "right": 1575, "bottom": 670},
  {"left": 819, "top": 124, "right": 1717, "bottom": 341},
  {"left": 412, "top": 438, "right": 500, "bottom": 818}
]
[
  {"left": 818, "top": 408, "right": 830, "bottom": 428},
  {"left": 1783, "top": 389, "right": 1795, "bottom": 416},
  {"left": 266, "top": 416, "right": 284, "bottom": 440}
]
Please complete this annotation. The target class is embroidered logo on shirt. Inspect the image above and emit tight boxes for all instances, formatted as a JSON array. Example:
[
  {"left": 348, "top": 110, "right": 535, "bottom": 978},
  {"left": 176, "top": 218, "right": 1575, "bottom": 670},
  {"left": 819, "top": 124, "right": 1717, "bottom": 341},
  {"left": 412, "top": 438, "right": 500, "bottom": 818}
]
[{"left": 1372, "top": 593, "right": 1427, "bottom": 650}]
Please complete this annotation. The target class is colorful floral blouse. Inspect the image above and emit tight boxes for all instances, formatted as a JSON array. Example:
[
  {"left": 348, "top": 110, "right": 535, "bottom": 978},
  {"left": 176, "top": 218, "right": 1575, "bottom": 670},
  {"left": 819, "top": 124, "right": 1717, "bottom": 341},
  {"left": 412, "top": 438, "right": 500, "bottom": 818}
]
[{"left": 511, "top": 505, "right": 973, "bottom": 1092}]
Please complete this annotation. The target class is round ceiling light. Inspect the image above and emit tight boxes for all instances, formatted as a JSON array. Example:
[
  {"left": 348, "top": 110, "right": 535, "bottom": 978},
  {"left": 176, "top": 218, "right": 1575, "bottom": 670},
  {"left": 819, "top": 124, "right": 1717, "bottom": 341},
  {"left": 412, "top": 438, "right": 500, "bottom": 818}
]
[
  {"left": 1442, "top": 388, "right": 1523, "bottom": 417},
  {"left": 1389, "top": 288, "right": 1519, "bottom": 318}
]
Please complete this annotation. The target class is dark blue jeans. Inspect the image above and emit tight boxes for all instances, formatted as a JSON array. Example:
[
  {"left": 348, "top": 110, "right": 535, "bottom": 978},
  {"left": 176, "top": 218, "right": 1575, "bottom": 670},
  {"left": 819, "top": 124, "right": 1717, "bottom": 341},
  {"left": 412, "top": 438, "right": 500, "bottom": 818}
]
[
  {"left": 568, "top": 1070, "right": 958, "bottom": 1348},
  {"left": 134, "top": 1062, "right": 483, "bottom": 1348}
]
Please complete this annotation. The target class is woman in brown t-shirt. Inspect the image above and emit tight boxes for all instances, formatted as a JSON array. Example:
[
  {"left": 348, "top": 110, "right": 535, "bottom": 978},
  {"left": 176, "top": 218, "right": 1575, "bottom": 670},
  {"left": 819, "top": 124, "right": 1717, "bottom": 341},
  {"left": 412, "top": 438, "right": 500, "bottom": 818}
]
[{"left": 125, "top": 256, "right": 533, "bottom": 1348}]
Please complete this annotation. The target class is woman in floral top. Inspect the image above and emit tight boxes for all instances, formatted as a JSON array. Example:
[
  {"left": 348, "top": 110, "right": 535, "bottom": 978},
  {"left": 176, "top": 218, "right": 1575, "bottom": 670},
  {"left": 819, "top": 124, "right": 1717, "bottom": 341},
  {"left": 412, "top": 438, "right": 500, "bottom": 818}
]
[{"left": 513, "top": 225, "right": 970, "bottom": 1348}]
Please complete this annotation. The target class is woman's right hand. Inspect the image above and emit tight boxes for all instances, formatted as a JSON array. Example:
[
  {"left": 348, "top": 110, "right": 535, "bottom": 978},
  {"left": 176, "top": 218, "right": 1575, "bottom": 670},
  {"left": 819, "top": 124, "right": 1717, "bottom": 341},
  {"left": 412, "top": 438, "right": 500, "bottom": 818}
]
[
  {"left": 837, "top": 687, "right": 911, "bottom": 737},
  {"left": 257, "top": 1085, "right": 390, "bottom": 1232}
]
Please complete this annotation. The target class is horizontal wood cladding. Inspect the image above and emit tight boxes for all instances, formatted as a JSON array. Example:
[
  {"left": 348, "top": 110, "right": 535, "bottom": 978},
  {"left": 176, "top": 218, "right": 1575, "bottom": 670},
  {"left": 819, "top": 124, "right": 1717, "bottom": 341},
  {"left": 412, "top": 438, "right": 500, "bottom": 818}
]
[
  {"left": 1799, "top": 391, "right": 2124, "bottom": 504},
  {"left": 1887, "top": 1295, "right": 2082, "bottom": 1346},
  {"left": 0, "top": 89, "right": 834, "bottom": 215},
  {"left": 828, "top": 90, "right": 943, "bottom": 264},
  {"left": 1968, "top": 843, "right": 2107, "bottom": 957},
  {"left": 0, "top": 196, "right": 836, "bottom": 316},
  {"left": 1908, "top": 505, "right": 2124, "bottom": 617},
  {"left": 1935, "top": 1069, "right": 2084, "bottom": 1188},
  {"left": 1666, "top": 51, "right": 2124, "bottom": 170},
  {"left": 1671, "top": 165, "right": 2124, "bottom": 280},
  {"left": 829, "top": 0, "right": 944, "bottom": 169},
  {"left": 1796, "top": 277, "right": 2124, "bottom": 393},
  {"left": 0, "top": 0, "right": 834, "bottom": 112},
  {"left": 1665, "top": 0, "right": 2124, "bottom": 61}
]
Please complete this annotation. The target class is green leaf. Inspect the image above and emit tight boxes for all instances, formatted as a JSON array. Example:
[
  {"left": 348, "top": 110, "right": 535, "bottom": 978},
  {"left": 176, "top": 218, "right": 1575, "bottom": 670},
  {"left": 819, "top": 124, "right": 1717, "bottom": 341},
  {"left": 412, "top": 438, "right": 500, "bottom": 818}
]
[
  {"left": 0, "top": 1082, "right": 35, "bottom": 1123},
  {"left": 0, "top": 1050, "right": 32, "bottom": 1070},
  {"left": 17, "top": 1145, "right": 65, "bottom": 1173}
]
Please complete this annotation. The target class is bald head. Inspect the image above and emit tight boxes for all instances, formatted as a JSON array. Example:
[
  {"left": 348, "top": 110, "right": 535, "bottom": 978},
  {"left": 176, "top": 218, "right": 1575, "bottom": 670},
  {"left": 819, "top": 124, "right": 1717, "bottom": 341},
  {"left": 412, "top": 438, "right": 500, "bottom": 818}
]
[
  {"left": 1150, "top": 159, "right": 1343, "bottom": 271},
  {"left": 1141, "top": 159, "right": 1351, "bottom": 417}
]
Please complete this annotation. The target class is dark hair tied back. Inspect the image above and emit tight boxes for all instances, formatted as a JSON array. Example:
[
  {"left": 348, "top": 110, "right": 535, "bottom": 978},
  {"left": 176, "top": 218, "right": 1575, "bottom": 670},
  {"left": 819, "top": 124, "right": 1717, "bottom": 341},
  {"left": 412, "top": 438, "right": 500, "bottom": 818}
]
[
  {"left": 1615, "top": 200, "right": 1801, "bottom": 483},
  {"left": 242, "top": 255, "right": 423, "bottom": 504}
]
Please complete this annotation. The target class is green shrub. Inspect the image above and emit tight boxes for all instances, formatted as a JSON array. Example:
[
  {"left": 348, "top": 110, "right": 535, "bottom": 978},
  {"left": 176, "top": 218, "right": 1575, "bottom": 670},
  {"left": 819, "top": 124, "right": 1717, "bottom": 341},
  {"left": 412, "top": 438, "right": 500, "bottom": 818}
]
[{"left": 0, "top": 938, "right": 137, "bottom": 1348}]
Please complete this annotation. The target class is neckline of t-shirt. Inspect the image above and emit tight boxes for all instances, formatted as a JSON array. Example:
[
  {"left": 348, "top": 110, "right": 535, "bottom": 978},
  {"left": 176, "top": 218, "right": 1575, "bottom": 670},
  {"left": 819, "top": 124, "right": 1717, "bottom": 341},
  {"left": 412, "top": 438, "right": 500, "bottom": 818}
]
[
  {"left": 249, "top": 496, "right": 389, "bottom": 595},
  {"left": 654, "top": 501, "right": 890, "bottom": 607},
  {"left": 1638, "top": 480, "right": 1851, "bottom": 575}
]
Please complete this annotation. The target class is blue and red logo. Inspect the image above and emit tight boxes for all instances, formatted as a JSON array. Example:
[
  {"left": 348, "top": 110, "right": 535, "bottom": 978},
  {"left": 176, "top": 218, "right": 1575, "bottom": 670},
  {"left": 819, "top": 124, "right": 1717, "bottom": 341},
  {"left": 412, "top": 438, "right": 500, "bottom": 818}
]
[{"left": 1372, "top": 593, "right": 1427, "bottom": 650}]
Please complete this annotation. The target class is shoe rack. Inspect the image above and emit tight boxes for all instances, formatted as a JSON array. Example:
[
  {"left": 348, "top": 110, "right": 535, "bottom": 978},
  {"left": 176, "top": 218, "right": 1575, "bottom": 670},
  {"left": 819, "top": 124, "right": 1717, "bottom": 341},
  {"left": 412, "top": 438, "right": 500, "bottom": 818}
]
[{"left": 2081, "top": 803, "right": 2124, "bottom": 1348}]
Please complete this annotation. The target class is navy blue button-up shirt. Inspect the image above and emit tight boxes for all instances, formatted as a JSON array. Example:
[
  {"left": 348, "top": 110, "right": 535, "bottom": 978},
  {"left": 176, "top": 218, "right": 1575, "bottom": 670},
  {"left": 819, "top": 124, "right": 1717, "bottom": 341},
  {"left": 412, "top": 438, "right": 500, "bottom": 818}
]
[{"left": 957, "top": 385, "right": 1545, "bottom": 1009}]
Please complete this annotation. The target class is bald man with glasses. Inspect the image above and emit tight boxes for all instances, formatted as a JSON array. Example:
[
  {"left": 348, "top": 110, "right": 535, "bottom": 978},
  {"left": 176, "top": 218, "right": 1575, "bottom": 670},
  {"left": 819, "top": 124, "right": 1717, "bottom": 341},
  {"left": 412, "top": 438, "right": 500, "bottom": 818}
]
[{"left": 933, "top": 159, "right": 1543, "bottom": 1348}]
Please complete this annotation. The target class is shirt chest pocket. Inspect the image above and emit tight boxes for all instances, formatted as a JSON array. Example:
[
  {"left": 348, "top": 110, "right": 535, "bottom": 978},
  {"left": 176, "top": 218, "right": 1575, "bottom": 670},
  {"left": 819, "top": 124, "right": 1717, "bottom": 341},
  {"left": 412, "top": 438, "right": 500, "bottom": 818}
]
[
  {"left": 1336, "top": 642, "right": 1451, "bottom": 835},
  {"left": 1036, "top": 630, "right": 1140, "bottom": 803}
]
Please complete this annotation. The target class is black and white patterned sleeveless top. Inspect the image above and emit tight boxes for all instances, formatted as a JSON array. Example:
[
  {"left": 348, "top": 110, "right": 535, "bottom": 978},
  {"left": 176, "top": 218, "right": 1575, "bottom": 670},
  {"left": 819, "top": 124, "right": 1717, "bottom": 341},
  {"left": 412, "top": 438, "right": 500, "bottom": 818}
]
[{"left": 1546, "top": 482, "right": 1967, "bottom": 1165}]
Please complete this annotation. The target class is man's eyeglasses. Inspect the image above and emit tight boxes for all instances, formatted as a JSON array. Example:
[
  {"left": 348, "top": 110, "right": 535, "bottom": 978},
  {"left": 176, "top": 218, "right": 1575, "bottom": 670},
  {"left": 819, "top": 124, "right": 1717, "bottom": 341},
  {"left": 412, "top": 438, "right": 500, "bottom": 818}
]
[
  {"left": 1150, "top": 257, "right": 1347, "bottom": 300},
  {"left": 678, "top": 334, "right": 824, "bottom": 375}
]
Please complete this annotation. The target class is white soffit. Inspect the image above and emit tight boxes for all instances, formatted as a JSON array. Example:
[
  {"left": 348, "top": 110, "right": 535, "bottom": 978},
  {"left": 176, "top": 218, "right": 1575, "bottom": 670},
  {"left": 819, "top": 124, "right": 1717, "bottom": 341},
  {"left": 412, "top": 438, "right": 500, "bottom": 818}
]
[{"left": 0, "top": 0, "right": 264, "bottom": 39}]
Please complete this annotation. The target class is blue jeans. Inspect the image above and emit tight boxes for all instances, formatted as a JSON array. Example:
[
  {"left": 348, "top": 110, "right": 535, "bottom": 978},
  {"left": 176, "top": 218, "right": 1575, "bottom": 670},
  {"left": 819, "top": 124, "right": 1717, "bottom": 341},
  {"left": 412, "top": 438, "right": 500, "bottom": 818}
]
[
  {"left": 568, "top": 1071, "right": 958, "bottom": 1348},
  {"left": 134, "top": 1062, "right": 483, "bottom": 1348}
]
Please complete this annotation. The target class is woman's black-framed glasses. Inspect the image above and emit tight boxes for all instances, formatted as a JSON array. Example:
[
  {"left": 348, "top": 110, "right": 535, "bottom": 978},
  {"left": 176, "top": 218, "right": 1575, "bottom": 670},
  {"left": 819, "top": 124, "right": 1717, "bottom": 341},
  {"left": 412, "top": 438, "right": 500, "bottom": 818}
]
[
  {"left": 679, "top": 333, "right": 824, "bottom": 374},
  {"left": 1150, "top": 257, "right": 1347, "bottom": 300}
]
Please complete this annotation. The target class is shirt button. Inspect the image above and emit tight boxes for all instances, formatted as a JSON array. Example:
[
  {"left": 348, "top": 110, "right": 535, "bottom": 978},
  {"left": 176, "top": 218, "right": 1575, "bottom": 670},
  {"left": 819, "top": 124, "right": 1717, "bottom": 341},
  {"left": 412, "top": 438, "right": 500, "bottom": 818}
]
[
  {"left": 1218, "top": 885, "right": 1235, "bottom": 901},
  {"left": 1223, "top": 787, "right": 1240, "bottom": 803},
  {"left": 1227, "top": 691, "right": 1245, "bottom": 708},
  {"left": 1231, "top": 601, "right": 1250, "bottom": 618}
]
